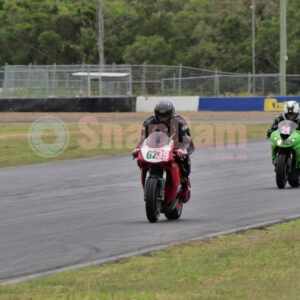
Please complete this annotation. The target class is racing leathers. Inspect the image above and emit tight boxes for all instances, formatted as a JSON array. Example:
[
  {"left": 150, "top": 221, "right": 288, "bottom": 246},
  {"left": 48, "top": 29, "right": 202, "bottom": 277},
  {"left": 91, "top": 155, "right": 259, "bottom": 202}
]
[
  {"left": 267, "top": 114, "right": 300, "bottom": 138},
  {"left": 136, "top": 114, "right": 194, "bottom": 202},
  {"left": 267, "top": 114, "right": 300, "bottom": 164}
]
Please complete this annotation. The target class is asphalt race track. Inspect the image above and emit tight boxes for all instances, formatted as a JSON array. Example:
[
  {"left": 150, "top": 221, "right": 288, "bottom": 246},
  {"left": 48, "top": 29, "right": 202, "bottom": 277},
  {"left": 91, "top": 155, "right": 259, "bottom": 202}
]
[{"left": 0, "top": 140, "right": 300, "bottom": 282}]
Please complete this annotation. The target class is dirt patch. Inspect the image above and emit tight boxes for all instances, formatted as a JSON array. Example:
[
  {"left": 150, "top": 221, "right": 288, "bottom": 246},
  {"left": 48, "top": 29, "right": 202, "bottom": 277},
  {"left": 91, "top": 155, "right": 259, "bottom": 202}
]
[{"left": 0, "top": 111, "right": 278, "bottom": 124}]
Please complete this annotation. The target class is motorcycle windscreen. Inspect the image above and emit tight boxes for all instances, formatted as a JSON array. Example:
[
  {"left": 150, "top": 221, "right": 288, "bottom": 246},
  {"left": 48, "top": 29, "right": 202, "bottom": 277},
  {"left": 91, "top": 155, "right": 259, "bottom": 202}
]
[
  {"left": 142, "top": 132, "right": 173, "bottom": 163},
  {"left": 278, "top": 120, "right": 298, "bottom": 137},
  {"left": 146, "top": 131, "right": 171, "bottom": 148}
]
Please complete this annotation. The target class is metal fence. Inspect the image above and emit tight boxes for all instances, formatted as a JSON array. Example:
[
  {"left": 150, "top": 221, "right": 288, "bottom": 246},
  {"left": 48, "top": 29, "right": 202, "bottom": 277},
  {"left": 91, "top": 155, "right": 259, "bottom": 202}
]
[
  {"left": 0, "top": 65, "right": 132, "bottom": 98},
  {"left": 161, "top": 74, "right": 300, "bottom": 97},
  {"left": 0, "top": 64, "right": 299, "bottom": 98}
]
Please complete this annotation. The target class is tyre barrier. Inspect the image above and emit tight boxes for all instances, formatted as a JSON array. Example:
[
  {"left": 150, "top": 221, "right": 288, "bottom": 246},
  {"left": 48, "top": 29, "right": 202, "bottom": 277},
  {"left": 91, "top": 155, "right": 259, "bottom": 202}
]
[{"left": 0, "top": 97, "right": 137, "bottom": 112}]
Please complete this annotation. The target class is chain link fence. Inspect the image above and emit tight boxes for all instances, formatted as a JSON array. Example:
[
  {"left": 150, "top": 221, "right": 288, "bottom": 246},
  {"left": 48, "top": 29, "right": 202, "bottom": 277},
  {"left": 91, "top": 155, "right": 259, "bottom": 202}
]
[
  {"left": 0, "top": 64, "right": 299, "bottom": 98},
  {"left": 0, "top": 65, "right": 132, "bottom": 98}
]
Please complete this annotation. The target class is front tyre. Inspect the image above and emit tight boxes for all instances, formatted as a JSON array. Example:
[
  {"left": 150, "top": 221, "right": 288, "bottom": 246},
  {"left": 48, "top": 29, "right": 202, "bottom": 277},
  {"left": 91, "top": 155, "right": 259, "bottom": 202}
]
[
  {"left": 276, "top": 154, "right": 288, "bottom": 189},
  {"left": 165, "top": 200, "right": 183, "bottom": 220},
  {"left": 145, "top": 177, "right": 161, "bottom": 223}
]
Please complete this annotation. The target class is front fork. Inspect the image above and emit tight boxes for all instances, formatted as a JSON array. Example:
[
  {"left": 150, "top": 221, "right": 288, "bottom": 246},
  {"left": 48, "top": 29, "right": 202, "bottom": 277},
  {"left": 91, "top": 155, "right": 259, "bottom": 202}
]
[
  {"left": 144, "top": 168, "right": 166, "bottom": 201},
  {"left": 273, "top": 150, "right": 293, "bottom": 173}
]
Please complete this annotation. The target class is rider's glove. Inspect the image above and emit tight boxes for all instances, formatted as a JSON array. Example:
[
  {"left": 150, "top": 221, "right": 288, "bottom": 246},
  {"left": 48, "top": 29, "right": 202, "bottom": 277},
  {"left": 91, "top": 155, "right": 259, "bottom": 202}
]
[
  {"left": 174, "top": 150, "right": 187, "bottom": 160},
  {"left": 132, "top": 148, "right": 140, "bottom": 159},
  {"left": 267, "top": 128, "right": 272, "bottom": 139}
]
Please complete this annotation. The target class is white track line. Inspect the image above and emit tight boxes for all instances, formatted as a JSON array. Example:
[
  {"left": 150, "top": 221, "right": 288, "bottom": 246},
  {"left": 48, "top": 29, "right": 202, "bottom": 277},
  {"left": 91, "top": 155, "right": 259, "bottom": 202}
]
[{"left": 1, "top": 214, "right": 299, "bottom": 286}]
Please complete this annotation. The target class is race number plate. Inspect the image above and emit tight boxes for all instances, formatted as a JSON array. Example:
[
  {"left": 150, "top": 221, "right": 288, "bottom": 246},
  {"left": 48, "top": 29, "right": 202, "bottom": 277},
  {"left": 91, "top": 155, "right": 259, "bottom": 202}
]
[
  {"left": 146, "top": 149, "right": 169, "bottom": 160},
  {"left": 280, "top": 125, "right": 291, "bottom": 135}
]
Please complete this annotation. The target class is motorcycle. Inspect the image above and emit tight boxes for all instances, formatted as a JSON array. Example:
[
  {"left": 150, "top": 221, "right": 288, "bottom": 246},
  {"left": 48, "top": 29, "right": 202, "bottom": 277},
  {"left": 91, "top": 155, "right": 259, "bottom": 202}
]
[
  {"left": 135, "top": 131, "right": 189, "bottom": 223},
  {"left": 270, "top": 120, "right": 300, "bottom": 189}
]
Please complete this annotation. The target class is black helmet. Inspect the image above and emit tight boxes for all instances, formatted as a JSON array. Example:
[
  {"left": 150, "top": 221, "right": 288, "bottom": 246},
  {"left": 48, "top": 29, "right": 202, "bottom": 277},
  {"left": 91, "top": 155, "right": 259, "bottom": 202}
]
[{"left": 154, "top": 100, "right": 175, "bottom": 122}]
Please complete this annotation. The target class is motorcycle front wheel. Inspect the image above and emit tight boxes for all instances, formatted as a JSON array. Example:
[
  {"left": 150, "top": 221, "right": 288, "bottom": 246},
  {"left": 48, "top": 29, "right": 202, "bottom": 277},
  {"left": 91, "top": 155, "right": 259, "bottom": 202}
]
[
  {"left": 276, "top": 154, "right": 288, "bottom": 189},
  {"left": 145, "top": 177, "right": 161, "bottom": 223}
]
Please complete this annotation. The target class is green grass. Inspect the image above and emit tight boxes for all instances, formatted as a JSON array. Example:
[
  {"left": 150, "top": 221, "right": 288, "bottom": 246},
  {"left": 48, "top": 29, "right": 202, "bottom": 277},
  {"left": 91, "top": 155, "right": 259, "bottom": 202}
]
[
  {"left": 239, "top": 123, "right": 269, "bottom": 140},
  {"left": 0, "top": 123, "right": 138, "bottom": 168},
  {"left": 0, "top": 123, "right": 270, "bottom": 168},
  {"left": 1, "top": 219, "right": 299, "bottom": 299}
]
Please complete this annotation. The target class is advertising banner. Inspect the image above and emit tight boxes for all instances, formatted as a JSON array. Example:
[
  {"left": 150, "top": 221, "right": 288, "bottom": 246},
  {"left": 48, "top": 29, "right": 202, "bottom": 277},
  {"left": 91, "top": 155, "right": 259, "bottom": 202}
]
[{"left": 199, "top": 97, "right": 300, "bottom": 111}]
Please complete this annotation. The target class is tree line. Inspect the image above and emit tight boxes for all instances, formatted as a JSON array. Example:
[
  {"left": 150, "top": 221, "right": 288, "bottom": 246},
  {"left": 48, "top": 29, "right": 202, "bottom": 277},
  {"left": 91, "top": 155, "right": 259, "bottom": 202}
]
[{"left": 0, "top": 0, "right": 299, "bottom": 73}]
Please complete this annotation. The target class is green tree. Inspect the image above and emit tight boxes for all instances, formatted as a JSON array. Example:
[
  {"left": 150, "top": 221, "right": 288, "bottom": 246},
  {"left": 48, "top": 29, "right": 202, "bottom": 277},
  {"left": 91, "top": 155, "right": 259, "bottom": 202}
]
[
  {"left": 256, "top": 18, "right": 280, "bottom": 73},
  {"left": 123, "top": 35, "right": 171, "bottom": 64},
  {"left": 0, "top": 0, "right": 299, "bottom": 74}
]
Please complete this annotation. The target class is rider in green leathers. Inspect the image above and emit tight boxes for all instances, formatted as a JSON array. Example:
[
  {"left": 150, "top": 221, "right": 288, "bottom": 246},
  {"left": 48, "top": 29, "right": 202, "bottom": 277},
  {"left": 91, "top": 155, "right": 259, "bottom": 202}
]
[{"left": 267, "top": 100, "right": 300, "bottom": 163}]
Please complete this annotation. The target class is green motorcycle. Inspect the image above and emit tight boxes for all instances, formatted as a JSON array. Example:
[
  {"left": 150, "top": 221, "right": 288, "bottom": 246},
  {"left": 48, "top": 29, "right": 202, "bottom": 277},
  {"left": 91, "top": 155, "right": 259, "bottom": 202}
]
[{"left": 270, "top": 120, "right": 300, "bottom": 189}]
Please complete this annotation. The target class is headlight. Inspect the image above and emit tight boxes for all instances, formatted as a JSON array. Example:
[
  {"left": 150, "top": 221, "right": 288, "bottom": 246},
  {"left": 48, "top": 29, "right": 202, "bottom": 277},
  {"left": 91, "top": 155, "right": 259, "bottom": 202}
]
[
  {"left": 285, "top": 138, "right": 295, "bottom": 145},
  {"left": 277, "top": 139, "right": 283, "bottom": 145},
  {"left": 285, "top": 139, "right": 292, "bottom": 145}
]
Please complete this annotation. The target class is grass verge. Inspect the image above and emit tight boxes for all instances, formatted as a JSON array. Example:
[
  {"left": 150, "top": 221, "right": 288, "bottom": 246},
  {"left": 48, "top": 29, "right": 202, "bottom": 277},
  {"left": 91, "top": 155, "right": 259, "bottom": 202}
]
[
  {"left": 0, "top": 219, "right": 299, "bottom": 299},
  {"left": 0, "top": 123, "right": 270, "bottom": 168}
]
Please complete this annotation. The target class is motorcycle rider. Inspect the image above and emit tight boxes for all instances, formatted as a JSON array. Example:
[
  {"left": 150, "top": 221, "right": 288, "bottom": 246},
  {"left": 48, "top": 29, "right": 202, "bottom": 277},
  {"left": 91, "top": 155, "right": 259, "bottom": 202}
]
[
  {"left": 267, "top": 100, "right": 300, "bottom": 165},
  {"left": 267, "top": 100, "right": 300, "bottom": 138},
  {"left": 132, "top": 100, "right": 194, "bottom": 203}
]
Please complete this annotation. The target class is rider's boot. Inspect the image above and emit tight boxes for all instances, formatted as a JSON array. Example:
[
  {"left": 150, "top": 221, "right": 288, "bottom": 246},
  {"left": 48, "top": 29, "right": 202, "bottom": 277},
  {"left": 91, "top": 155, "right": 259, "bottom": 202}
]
[{"left": 181, "top": 177, "right": 191, "bottom": 203}]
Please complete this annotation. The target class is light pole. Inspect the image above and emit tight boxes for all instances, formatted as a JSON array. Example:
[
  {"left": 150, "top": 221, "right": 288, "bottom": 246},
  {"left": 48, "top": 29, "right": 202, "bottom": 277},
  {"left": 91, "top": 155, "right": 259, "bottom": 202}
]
[
  {"left": 280, "top": 0, "right": 287, "bottom": 96},
  {"left": 98, "top": 0, "right": 105, "bottom": 66},
  {"left": 250, "top": 0, "right": 255, "bottom": 95}
]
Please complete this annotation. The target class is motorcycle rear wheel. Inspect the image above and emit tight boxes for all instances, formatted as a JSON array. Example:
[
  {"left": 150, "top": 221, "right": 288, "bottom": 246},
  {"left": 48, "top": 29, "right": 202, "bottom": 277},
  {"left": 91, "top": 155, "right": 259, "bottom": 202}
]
[
  {"left": 145, "top": 177, "right": 161, "bottom": 223},
  {"left": 276, "top": 154, "right": 288, "bottom": 189},
  {"left": 165, "top": 200, "right": 183, "bottom": 220},
  {"left": 288, "top": 174, "right": 300, "bottom": 187}
]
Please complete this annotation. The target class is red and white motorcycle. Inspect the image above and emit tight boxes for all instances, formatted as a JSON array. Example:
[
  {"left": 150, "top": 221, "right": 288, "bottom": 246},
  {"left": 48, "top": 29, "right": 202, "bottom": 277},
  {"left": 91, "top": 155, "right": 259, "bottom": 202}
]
[{"left": 135, "top": 131, "right": 189, "bottom": 223}]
